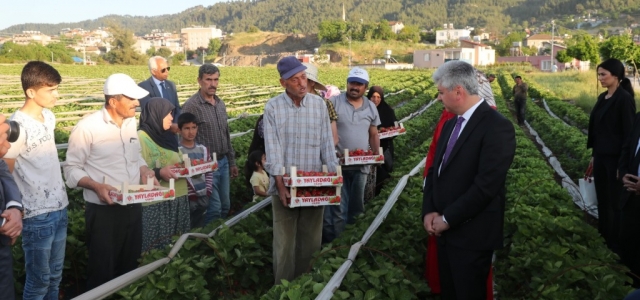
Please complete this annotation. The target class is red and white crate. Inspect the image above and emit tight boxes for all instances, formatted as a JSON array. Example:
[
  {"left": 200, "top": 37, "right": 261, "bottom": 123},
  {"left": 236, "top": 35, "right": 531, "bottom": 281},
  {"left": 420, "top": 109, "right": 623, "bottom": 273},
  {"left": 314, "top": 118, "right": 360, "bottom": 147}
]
[
  {"left": 169, "top": 153, "right": 218, "bottom": 178},
  {"left": 282, "top": 165, "right": 343, "bottom": 187},
  {"left": 340, "top": 147, "right": 384, "bottom": 166},
  {"left": 281, "top": 165, "right": 343, "bottom": 207},
  {"left": 288, "top": 186, "right": 341, "bottom": 208},
  {"left": 378, "top": 122, "right": 407, "bottom": 139},
  {"left": 106, "top": 177, "right": 176, "bottom": 205}
]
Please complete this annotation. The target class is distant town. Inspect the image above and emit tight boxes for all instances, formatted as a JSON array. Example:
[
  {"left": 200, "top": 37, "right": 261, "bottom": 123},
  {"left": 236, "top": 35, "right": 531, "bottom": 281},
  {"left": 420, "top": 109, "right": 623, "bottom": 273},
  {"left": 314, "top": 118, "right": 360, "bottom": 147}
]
[{"left": 2, "top": 14, "right": 640, "bottom": 72}]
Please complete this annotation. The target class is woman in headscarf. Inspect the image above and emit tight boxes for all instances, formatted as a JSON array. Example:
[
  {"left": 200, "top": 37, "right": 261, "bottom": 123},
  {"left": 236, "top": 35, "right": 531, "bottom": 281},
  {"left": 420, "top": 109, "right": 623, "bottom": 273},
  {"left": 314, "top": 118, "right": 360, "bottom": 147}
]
[
  {"left": 138, "top": 97, "right": 190, "bottom": 252},
  {"left": 367, "top": 86, "right": 397, "bottom": 196}
]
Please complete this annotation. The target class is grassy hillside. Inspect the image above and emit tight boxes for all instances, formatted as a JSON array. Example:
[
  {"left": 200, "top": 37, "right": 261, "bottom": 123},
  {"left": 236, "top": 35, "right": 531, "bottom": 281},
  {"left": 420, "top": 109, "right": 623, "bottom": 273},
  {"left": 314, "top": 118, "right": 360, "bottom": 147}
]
[{"left": 3, "top": 0, "right": 640, "bottom": 35}]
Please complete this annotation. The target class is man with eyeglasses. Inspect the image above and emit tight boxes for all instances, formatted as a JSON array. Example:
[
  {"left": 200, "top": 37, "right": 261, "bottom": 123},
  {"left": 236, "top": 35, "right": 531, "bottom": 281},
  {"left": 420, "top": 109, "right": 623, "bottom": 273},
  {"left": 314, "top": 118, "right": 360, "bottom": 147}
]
[{"left": 139, "top": 56, "right": 181, "bottom": 133}]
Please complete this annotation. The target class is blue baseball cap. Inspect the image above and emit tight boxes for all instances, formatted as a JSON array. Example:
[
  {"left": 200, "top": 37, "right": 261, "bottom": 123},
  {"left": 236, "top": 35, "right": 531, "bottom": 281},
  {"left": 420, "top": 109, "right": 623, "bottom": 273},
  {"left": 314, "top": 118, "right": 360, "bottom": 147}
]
[{"left": 277, "top": 56, "right": 307, "bottom": 80}]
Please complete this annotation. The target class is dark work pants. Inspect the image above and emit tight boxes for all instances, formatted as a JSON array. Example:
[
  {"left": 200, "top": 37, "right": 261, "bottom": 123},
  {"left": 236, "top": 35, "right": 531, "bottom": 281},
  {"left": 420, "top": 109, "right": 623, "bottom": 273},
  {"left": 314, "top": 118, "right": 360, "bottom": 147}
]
[
  {"left": 514, "top": 98, "right": 526, "bottom": 125},
  {"left": 0, "top": 241, "right": 15, "bottom": 300},
  {"left": 593, "top": 154, "right": 622, "bottom": 251},
  {"left": 620, "top": 195, "right": 640, "bottom": 288},
  {"left": 437, "top": 238, "right": 493, "bottom": 300},
  {"left": 85, "top": 203, "right": 142, "bottom": 291}
]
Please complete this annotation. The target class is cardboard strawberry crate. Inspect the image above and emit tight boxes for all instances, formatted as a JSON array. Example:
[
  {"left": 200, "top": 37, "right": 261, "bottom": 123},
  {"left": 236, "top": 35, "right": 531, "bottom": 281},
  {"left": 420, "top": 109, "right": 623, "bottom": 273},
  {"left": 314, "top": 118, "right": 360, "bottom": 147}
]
[
  {"left": 379, "top": 122, "right": 407, "bottom": 139},
  {"left": 169, "top": 153, "right": 218, "bottom": 178},
  {"left": 340, "top": 147, "right": 384, "bottom": 165},
  {"left": 282, "top": 165, "right": 343, "bottom": 187},
  {"left": 288, "top": 186, "right": 341, "bottom": 208},
  {"left": 106, "top": 177, "right": 176, "bottom": 205}
]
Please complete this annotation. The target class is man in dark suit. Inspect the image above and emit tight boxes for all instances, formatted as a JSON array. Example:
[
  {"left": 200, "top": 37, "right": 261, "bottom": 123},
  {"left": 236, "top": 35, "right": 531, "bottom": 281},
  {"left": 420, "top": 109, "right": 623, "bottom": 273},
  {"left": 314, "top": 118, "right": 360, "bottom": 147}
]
[
  {"left": 138, "top": 56, "right": 181, "bottom": 133},
  {"left": 0, "top": 115, "right": 24, "bottom": 300},
  {"left": 422, "top": 61, "right": 516, "bottom": 299},
  {"left": 617, "top": 113, "right": 640, "bottom": 288}
]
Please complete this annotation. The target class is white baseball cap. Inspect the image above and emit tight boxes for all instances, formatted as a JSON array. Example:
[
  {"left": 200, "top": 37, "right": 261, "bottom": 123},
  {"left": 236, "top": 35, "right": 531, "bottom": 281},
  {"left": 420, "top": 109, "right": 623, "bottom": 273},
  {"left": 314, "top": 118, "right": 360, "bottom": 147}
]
[
  {"left": 103, "top": 73, "right": 149, "bottom": 99},
  {"left": 347, "top": 67, "right": 369, "bottom": 85}
]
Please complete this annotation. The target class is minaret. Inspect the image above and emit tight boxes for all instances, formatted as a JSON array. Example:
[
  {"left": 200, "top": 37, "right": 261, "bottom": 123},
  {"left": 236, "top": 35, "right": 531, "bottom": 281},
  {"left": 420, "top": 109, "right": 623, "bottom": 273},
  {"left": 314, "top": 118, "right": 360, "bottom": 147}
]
[{"left": 342, "top": 3, "right": 346, "bottom": 21}]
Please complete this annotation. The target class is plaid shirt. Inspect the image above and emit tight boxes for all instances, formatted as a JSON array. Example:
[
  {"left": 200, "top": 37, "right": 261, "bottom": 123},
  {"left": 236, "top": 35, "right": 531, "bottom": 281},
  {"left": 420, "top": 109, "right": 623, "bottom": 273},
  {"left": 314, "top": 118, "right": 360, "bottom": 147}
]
[
  {"left": 325, "top": 99, "right": 338, "bottom": 121},
  {"left": 182, "top": 91, "right": 236, "bottom": 166},
  {"left": 264, "top": 92, "right": 338, "bottom": 195}
]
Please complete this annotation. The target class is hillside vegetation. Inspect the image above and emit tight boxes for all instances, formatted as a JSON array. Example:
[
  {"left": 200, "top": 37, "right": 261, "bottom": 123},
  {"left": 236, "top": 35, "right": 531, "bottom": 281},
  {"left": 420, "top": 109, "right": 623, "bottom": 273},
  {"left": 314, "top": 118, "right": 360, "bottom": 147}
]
[{"left": 3, "top": 0, "right": 640, "bottom": 35}]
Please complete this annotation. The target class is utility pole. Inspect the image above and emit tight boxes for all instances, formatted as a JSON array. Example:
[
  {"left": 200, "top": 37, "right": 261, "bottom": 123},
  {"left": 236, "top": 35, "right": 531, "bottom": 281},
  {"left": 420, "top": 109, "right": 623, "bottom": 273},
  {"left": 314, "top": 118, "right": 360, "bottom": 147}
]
[
  {"left": 349, "top": 35, "right": 352, "bottom": 68},
  {"left": 83, "top": 46, "right": 86, "bottom": 66},
  {"left": 550, "top": 20, "right": 556, "bottom": 73},
  {"left": 202, "top": 49, "right": 205, "bottom": 64},
  {"left": 51, "top": 51, "right": 53, "bottom": 63}
]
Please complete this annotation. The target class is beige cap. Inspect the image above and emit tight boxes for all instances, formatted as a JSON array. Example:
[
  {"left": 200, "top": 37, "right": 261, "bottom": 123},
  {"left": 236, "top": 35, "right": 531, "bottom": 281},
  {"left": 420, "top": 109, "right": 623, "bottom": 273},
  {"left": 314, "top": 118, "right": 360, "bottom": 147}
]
[{"left": 302, "top": 63, "right": 327, "bottom": 91}]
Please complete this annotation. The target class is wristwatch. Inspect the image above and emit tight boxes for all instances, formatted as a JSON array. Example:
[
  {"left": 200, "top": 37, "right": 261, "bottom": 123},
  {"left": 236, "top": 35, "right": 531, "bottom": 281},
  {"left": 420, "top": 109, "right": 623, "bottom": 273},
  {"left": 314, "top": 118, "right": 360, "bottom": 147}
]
[{"left": 7, "top": 205, "right": 24, "bottom": 219}]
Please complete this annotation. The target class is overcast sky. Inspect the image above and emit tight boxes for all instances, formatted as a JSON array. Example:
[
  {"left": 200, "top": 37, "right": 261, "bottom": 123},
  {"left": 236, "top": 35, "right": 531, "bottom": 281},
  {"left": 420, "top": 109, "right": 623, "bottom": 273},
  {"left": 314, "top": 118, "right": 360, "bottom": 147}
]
[{"left": 1, "top": 0, "right": 221, "bottom": 31}]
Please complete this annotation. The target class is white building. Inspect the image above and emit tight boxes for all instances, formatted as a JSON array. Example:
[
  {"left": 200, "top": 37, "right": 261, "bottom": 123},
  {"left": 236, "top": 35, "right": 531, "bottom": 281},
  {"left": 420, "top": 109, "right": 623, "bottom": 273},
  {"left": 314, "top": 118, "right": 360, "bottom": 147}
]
[
  {"left": 12, "top": 31, "right": 51, "bottom": 45},
  {"left": 414, "top": 40, "right": 495, "bottom": 68},
  {"left": 435, "top": 24, "right": 471, "bottom": 46},
  {"left": 389, "top": 21, "right": 405, "bottom": 34},
  {"left": 181, "top": 26, "right": 223, "bottom": 50}
]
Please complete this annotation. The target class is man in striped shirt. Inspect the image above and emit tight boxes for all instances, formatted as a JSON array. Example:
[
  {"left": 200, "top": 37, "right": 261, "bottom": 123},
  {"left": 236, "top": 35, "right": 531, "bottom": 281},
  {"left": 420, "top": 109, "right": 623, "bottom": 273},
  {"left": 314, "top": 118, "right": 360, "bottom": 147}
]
[
  {"left": 182, "top": 64, "right": 238, "bottom": 225},
  {"left": 264, "top": 56, "right": 338, "bottom": 283}
]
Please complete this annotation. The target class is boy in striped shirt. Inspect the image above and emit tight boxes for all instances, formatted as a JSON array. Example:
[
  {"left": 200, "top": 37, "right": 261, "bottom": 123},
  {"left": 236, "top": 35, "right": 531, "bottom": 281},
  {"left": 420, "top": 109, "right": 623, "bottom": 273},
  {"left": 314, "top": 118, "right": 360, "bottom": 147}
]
[{"left": 178, "top": 113, "right": 213, "bottom": 228}]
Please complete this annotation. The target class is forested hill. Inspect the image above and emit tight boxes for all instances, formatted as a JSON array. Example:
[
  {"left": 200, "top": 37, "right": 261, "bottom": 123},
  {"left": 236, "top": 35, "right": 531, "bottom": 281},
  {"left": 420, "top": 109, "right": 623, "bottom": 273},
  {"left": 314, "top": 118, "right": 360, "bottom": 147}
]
[{"left": 2, "top": 0, "right": 640, "bottom": 35}]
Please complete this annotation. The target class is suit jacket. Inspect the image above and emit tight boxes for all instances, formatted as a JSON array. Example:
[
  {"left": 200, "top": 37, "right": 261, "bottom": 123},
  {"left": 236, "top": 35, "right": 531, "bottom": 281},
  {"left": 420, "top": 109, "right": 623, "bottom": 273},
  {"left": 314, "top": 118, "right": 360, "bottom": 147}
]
[
  {"left": 0, "top": 160, "right": 22, "bottom": 246},
  {"left": 587, "top": 88, "right": 636, "bottom": 156},
  {"left": 138, "top": 77, "right": 181, "bottom": 120},
  {"left": 618, "top": 113, "right": 640, "bottom": 209},
  {"left": 422, "top": 101, "right": 516, "bottom": 251}
]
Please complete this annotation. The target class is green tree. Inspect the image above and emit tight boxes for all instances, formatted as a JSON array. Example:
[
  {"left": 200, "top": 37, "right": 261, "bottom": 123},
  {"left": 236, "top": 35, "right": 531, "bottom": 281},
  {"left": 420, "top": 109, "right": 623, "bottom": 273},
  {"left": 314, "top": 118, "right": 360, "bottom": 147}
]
[
  {"left": 396, "top": 25, "right": 420, "bottom": 42},
  {"left": 420, "top": 31, "right": 436, "bottom": 43},
  {"left": 104, "top": 25, "right": 146, "bottom": 65},
  {"left": 318, "top": 20, "right": 346, "bottom": 43},
  {"left": 207, "top": 38, "right": 222, "bottom": 56},
  {"left": 146, "top": 46, "right": 156, "bottom": 57},
  {"left": 248, "top": 25, "right": 260, "bottom": 33},
  {"left": 521, "top": 46, "right": 538, "bottom": 56},
  {"left": 373, "top": 20, "right": 395, "bottom": 40},
  {"left": 600, "top": 35, "right": 640, "bottom": 72},
  {"left": 171, "top": 52, "right": 186, "bottom": 65},
  {"left": 495, "top": 31, "right": 526, "bottom": 56},
  {"left": 556, "top": 50, "right": 573, "bottom": 63},
  {"left": 566, "top": 34, "right": 600, "bottom": 64},
  {"left": 156, "top": 47, "right": 172, "bottom": 58}
]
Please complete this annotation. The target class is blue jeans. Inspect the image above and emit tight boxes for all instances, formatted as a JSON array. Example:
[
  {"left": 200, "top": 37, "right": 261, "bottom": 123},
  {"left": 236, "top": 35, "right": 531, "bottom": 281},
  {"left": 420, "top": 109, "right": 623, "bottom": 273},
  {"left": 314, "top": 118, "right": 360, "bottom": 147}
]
[
  {"left": 322, "top": 169, "right": 366, "bottom": 243},
  {"left": 205, "top": 156, "right": 231, "bottom": 225},
  {"left": 22, "top": 208, "right": 68, "bottom": 300},
  {"left": 341, "top": 169, "right": 367, "bottom": 224}
]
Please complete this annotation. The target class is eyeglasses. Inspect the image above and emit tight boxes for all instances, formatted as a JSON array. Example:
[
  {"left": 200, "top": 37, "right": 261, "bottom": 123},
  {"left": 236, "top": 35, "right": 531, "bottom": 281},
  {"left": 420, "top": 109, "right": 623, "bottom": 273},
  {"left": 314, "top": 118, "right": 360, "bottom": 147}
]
[{"left": 160, "top": 67, "right": 171, "bottom": 73}]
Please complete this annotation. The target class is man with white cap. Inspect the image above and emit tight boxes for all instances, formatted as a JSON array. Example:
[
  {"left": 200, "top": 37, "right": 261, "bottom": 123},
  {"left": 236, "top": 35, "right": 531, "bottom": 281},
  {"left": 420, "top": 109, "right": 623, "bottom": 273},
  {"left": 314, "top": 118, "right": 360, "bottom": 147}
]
[
  {"left": 323, "top": 67, "right": 380, "bottom": 243},
  {"left": 64, "top": 73, "right": 158, "bottom": 289},
  {"left": 263, "top": 56, "right": 338, "bottom": 283},
  {"left": 303, "top": 62, "right": 339, "bottom": 146}
]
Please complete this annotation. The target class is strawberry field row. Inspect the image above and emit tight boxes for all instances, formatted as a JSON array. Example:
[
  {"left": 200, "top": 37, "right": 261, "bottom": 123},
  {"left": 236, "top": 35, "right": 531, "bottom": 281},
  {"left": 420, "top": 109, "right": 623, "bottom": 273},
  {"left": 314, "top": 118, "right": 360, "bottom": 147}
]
[
  {"left": 521, "top": 75, "right": 590, "bottom": 132},
  {"left": 493, "top": 74, "right": 632, "bottom": 299},
  {"left": 501, "top": 74, "right": 591, "bottom": 182}
]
